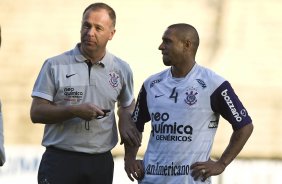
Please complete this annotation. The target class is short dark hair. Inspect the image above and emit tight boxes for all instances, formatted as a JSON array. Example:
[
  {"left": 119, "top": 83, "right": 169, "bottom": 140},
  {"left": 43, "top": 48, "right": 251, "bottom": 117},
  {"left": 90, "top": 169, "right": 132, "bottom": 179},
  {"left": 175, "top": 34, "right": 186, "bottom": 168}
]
[
  {"left": 83, "top": 3, "right": 116, "bottom": 27},
  {"left": 168, "top": 23, "right": 200, "bottom": 54}
]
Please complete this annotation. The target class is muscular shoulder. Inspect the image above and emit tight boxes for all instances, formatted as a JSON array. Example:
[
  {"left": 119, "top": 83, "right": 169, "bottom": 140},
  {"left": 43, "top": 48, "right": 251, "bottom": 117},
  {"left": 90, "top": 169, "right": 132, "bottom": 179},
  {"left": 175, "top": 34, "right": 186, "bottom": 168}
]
[
  {"left": 143, "top": 69, "right": 169, "bottom": 89},
  {"left": 194, "top": 64, "right": 226, "bottom": 91},
  {"left": 45, "top": 49, "right": 75, "bottom": 66},
  {"left": 111, "top": 54, "right": 131, "bottom": 72},
  {"left": 106, "top": 53, "right": 133, "bottom": 83}
]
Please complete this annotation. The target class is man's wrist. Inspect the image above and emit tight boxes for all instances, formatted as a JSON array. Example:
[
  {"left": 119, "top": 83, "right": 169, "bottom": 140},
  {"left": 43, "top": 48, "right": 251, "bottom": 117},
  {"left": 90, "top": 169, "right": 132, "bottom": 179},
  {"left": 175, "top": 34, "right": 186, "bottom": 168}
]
[
  {"left": 217, "top": 159, "right": 228, "bottom": 170},
  {"left": 124, "top": 154, "right": 136, "bottom": 161}
]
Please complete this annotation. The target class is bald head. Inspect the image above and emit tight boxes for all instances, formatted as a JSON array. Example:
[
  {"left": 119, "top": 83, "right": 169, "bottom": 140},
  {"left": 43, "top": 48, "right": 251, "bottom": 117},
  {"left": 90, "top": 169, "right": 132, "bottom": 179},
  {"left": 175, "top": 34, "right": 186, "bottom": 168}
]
[{"left": 168, "top": 23, "right": 200, "bottom": 55}]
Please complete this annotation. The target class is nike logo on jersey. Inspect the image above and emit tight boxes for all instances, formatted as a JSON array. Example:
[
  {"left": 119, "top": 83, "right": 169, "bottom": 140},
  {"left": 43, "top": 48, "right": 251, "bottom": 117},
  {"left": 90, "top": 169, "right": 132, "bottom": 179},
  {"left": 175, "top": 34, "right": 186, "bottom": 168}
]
[
  {"left": 155, "top": 94, "right": 164, "bottom": 98},
  {"left": 66, "top": 73, "right": 76, "bottom": 78}
]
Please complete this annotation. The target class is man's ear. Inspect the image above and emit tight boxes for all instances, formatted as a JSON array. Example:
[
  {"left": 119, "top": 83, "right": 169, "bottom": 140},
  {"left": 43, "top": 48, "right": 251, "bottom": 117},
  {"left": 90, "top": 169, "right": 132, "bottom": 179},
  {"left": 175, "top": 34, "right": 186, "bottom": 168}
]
[
  {"left": 185, "top": 40, "right": 192, "bottom": 48},
  {"left": 183, "top": 40, "right": 192, "bottom": 51},
  {"left": 109, "top": 29, "right": 116, "bottom": 40}
]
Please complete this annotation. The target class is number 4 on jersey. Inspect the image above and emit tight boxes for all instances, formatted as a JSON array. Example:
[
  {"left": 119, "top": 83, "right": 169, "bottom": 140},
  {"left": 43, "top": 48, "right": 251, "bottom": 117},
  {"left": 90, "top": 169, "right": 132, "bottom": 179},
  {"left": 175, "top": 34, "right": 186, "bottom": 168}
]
[{"left": 169, "top": 87, "right": 178, "bottom": 103}]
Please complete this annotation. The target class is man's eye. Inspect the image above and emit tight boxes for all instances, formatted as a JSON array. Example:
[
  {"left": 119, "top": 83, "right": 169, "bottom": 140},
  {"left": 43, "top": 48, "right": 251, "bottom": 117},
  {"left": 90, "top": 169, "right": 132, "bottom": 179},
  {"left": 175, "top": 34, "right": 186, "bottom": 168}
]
[
  {"left": 82, "top": 24, "right": 91, "bottom": 29},
  {"left": 95, "top": 26, "right": 104, "bottom": 31},
  {"left": 162, "top": 39, "right": 170, "bottom": 44}
]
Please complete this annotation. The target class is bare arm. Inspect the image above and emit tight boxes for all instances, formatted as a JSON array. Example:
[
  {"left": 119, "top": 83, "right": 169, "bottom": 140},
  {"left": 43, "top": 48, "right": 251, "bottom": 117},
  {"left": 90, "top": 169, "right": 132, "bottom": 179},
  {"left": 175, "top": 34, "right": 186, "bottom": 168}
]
[
  {"left": 30, "top": 97, "right": 104, "bottom": 124},
  {"left": 124, "top": 132, "right": 144, "bottom": 181},
  {"left": 217, "top": 123, "right": 254, "bottom": 167},
  {"left": 118, "top": 100, "right": 141, "bottom": 146},
  {"left": 118, "top": 101, "right": 144, "bottom": 181},
  {"left": 191, "top": 123, "right": 254, "bottom": 181}
]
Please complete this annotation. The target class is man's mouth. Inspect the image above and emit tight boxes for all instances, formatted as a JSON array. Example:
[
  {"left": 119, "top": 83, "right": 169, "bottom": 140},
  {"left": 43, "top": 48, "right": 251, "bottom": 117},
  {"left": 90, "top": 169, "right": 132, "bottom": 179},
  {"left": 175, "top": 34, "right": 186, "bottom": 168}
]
[{"left": 84, "top": 40, "right": 96, "bottom": 45}]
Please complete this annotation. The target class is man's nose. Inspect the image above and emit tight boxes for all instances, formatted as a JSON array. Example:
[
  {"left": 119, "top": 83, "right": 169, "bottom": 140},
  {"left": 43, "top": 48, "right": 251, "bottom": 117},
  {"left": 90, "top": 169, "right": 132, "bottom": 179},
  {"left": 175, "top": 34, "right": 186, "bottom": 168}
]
[
  {"left": 87, "top": 27, "right": 96, "bottom": 36},
  {"left": 158, "top": 43, "right": 164, "bottom": 50}
]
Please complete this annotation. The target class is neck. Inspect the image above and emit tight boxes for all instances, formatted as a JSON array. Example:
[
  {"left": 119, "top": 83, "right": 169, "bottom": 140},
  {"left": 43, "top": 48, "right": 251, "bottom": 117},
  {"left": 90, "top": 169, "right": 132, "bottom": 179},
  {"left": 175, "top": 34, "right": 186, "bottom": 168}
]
[
  {"left": 79, "top": 45, "right": 105, "bottom": 64},
  {"left": 171, "top": 61, "right": 196, "bottom": 78}
]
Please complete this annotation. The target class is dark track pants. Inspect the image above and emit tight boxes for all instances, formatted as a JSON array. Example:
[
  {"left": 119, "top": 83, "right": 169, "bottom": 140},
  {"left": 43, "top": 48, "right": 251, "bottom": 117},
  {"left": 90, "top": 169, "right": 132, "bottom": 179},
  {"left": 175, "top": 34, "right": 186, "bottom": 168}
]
[{"left": 38, "top": 147, "right": 114, "bottom": 184}]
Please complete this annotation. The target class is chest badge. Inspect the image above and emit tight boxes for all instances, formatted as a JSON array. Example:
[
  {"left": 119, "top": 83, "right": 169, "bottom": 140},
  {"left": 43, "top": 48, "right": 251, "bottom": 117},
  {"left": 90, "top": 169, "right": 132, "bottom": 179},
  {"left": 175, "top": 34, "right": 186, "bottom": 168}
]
[
  {"left": 109, "top": 72, "right": 120, "bottom": 88},
  {"left": 184, "top": 88, "right": 198, "bottom": 106}
]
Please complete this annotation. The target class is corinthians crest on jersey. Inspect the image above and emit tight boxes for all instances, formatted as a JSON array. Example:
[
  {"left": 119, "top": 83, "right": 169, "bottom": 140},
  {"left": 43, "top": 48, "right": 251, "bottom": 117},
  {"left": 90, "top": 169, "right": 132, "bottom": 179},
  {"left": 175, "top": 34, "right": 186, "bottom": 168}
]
[
  {"left": 108, "top": 71, "right": 120, "bottom": 88},
  {"left": 184, "top": 87, "right": 198, "bottom": 106}
]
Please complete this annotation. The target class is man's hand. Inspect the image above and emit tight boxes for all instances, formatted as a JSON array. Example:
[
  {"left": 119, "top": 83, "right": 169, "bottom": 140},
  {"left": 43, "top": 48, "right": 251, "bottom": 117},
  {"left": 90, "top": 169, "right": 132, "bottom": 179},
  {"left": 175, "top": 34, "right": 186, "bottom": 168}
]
[
  {"left": 119, "top": 122, "right": 141, "bottom": 146},
  {"left": 191, "top": 158, "right": 225, "bottom": 182},
  {"left": 124, "top": 158, "right": 144, "bottom": 182},
  {"left": 70, "top": 103, "right": 105, "bottom": 121}
]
